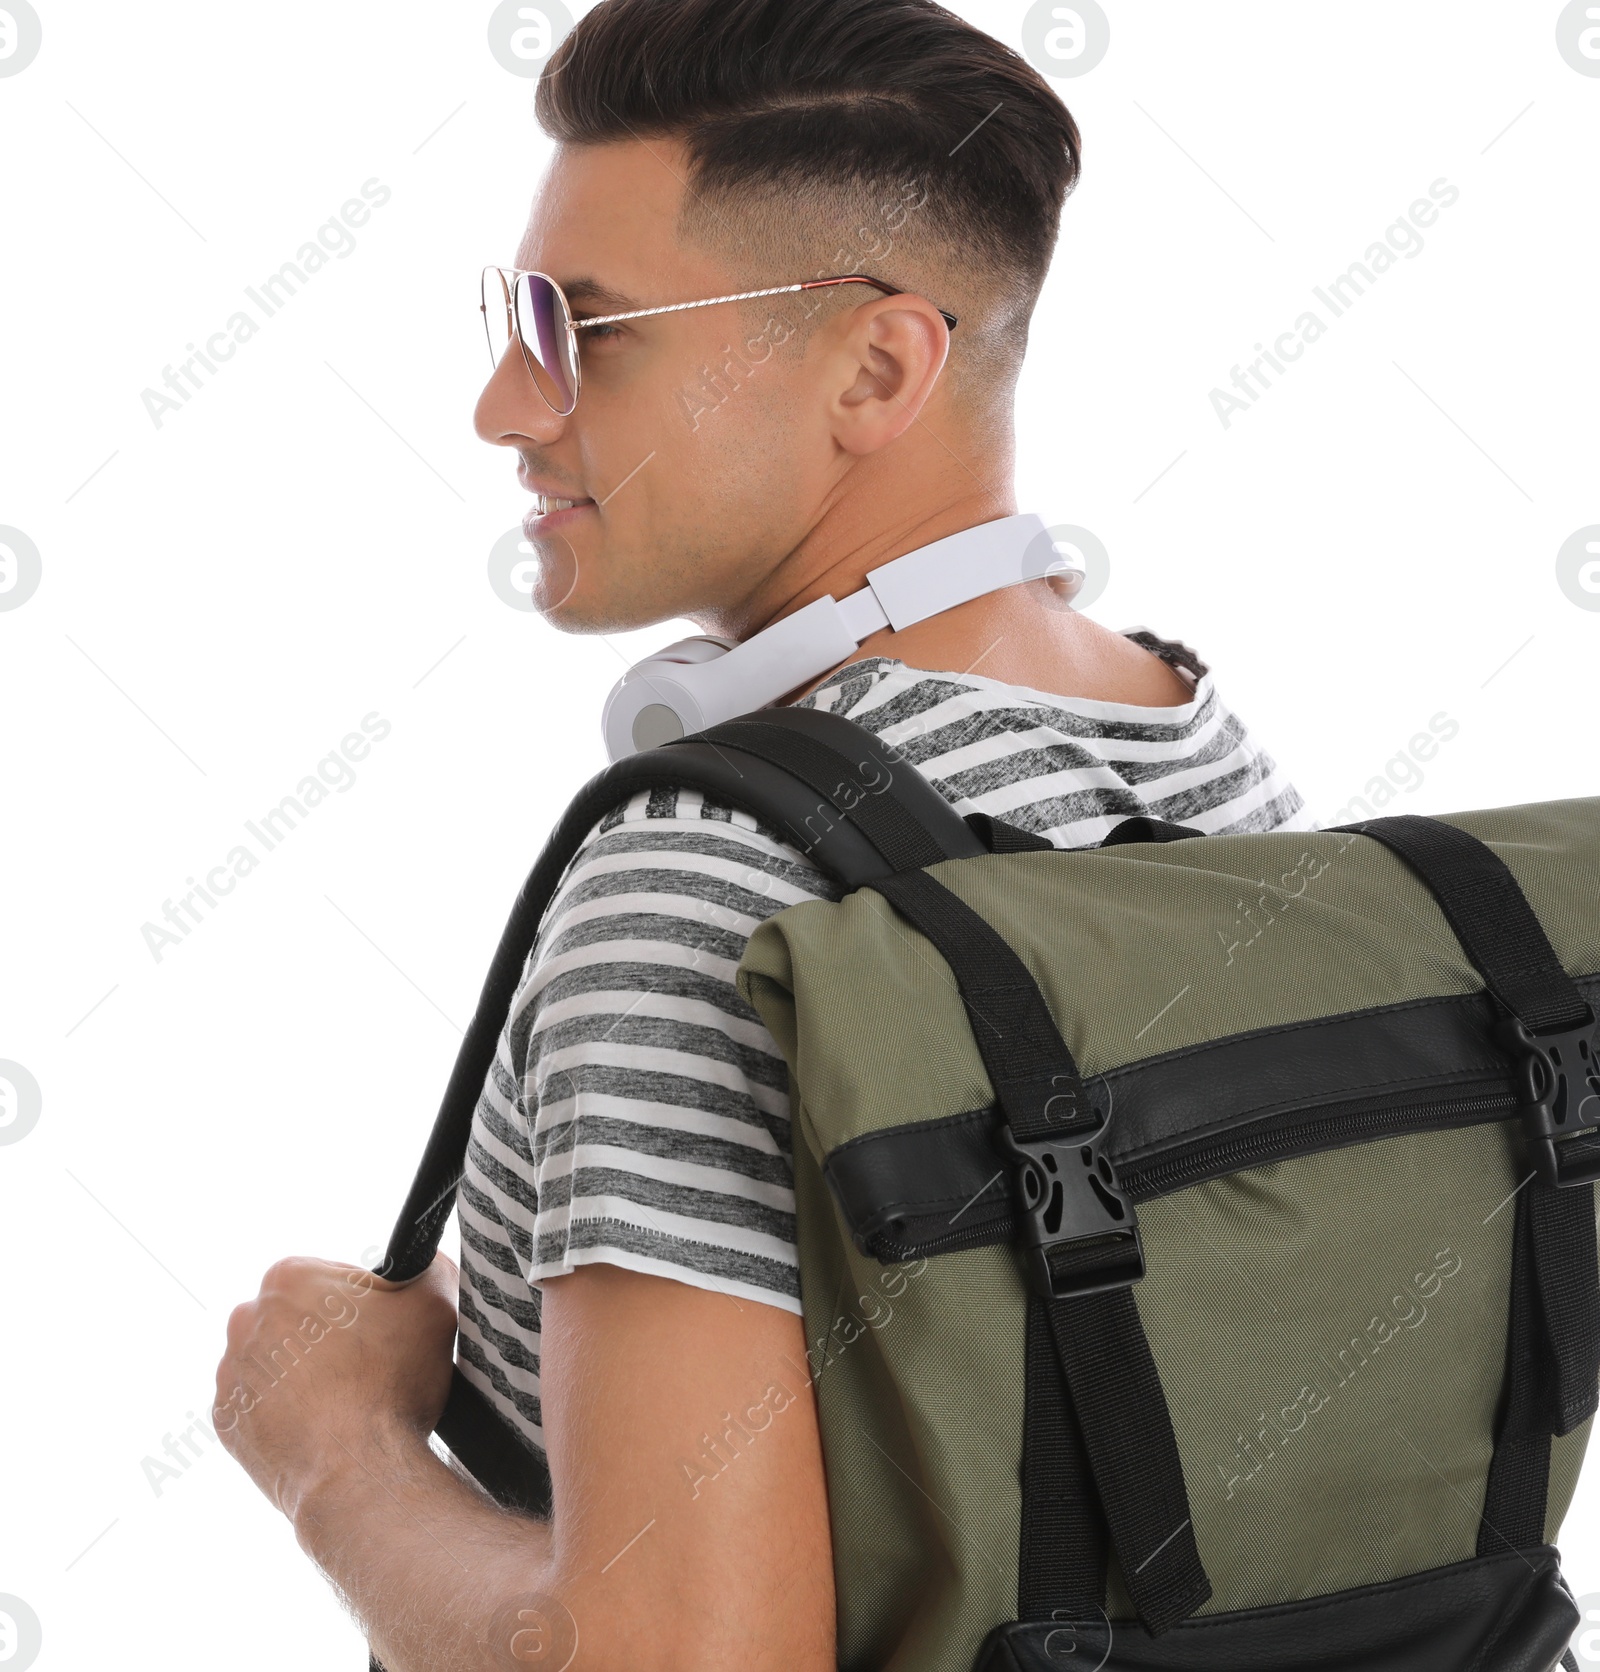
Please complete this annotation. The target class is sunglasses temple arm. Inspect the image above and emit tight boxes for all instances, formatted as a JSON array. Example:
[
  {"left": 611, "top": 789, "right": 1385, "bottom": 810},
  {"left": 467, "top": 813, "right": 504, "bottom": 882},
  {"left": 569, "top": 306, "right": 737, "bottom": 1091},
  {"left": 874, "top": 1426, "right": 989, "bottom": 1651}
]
[
  {"left": 562, "top": 275, "right": 958, "bottom": 333},
  {"left": 800, "top": 276, "right": 958, "bottom": 331},
  {"left": 577, "top": 284, "right": 809, "bottom": 330}
]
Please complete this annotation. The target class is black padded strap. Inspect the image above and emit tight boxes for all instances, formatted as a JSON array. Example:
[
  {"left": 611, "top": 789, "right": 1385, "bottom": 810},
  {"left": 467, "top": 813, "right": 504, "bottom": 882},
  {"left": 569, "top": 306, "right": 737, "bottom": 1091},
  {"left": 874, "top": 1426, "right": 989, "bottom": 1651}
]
[
  {"left": 697, "top": 708, "right": 985, "bottom": 875},
  {"left": 380, "top": 712, "right": 980, "bottom": 1289},
  {"left": 870, "top": 868, "right": 1210, "bottom": 1634},
  {"left": 379, "top": 745, "right": 820, "bottom": 1285}
]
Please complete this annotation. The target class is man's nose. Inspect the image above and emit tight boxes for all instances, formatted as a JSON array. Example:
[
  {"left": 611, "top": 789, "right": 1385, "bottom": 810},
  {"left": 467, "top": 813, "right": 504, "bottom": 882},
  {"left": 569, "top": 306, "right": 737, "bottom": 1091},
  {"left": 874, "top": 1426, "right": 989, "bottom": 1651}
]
[{"left": 473, "top": 351, "right": 569, "bottom": 448}]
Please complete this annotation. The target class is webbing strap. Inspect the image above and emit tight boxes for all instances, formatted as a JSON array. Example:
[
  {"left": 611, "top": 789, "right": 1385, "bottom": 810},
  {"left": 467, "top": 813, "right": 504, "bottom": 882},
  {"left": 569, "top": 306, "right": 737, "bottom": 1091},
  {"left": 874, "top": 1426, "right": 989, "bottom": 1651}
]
[
  {"left": 1334, "top": 815, "right": 1600, "bottom": 1547},
  {"left": 1018, "top": 1292, "right": 1106, "bottom": 1618},
  {"left": 1099, "top": 815, "right": 1206, "bottom": 847},
  {"left": 966, "top": 811, "right": 1056, "bottom": 855},
  {"left": 1478, "top": 1189, "right": 1554, "bottom": 1559},
  {"left": 871, "top": 868, "right": 1210, "bottom": 1634},
  {"left": 1531, "top": 1184, "right": 1600, "bottom": 1436},
  {"left": 1332, "top": 814, "right": 1588, "bottom": 1034},
  {"left": 1038, "top": 1286, "right": 1209, "bottom": 1633},
  {"left": 872, "top": 868, "right": 1092, "bottom": 1120}
]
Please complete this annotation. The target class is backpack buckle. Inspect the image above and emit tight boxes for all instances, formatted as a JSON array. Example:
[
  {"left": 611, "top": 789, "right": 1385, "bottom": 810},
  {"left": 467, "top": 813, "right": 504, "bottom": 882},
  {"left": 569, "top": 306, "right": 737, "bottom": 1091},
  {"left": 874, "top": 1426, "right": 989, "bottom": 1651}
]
[
  {"left": 997, "top": 1120, "right": 1144, "bottom": 1300},
  {"left": 1498, "top": 1007, "right": 1600, "bottom": 1187}
]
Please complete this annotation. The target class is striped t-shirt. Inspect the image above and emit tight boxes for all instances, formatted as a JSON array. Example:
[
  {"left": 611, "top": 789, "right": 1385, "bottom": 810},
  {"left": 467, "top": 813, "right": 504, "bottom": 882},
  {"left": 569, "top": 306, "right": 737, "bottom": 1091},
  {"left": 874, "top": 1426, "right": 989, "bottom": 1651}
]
[{"left": 456, "top": 632, "right": 1313, "bottom": 1455}]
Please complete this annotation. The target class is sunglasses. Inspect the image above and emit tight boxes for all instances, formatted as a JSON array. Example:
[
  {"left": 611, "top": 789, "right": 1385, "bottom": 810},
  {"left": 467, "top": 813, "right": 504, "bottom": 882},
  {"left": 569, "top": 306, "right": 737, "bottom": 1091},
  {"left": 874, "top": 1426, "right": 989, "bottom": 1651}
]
[{"left": 480, "top": 265, "right": 959, "bottom": 416}]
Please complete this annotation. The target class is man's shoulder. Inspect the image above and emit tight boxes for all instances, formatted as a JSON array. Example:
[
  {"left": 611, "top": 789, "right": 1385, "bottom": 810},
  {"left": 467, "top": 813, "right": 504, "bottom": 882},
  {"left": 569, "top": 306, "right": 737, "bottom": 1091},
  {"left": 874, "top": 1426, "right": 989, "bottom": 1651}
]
[
  {"left": 555, "top": 787, "right": 842, "bottom": 921},
  {"left": 582, "top": 786, "right": 823, "bottom": 863},
  {"left": 552, "top": 629, "right": 1282, "bottom": 898}
]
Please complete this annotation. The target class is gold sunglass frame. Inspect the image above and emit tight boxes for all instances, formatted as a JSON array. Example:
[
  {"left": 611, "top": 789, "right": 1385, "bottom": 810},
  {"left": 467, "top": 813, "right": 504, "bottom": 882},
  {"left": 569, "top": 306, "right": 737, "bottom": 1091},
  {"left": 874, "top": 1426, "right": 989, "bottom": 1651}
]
[{"left": 481, "top": 265, "right": 959, "bottom": 416}]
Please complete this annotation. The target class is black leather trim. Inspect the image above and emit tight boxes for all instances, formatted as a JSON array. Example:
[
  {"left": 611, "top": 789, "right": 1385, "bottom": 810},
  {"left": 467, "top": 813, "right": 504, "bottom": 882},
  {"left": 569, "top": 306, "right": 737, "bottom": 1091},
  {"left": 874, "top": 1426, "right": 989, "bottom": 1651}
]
[
  {"left": 1099, "top": 983, "right": 1569, "bottom": 1171},
  {"left": 827, "top": 1105, "right": 1015, "bottom": 1250},
  {"left": 824, "top": 976, "right": 1600, "bottom": 1256},
  {"left": 974, "top": 1546, "right": 1578, "bottom": 1672}
]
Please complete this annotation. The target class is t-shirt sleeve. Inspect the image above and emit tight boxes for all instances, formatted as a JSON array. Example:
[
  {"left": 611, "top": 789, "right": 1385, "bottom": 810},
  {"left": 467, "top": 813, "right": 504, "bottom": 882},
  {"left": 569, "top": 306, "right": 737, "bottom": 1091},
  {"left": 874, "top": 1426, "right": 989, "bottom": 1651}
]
[{"left": 460, "top": 785, "right": 840, "bottom": 1324}]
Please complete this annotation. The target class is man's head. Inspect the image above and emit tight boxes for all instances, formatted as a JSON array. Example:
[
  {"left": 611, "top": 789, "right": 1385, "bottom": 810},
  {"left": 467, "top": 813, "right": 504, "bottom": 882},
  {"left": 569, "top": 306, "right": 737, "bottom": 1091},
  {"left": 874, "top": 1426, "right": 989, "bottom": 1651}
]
[{"left": 473, "top": 0, "right": 1080, "bottom": 636}]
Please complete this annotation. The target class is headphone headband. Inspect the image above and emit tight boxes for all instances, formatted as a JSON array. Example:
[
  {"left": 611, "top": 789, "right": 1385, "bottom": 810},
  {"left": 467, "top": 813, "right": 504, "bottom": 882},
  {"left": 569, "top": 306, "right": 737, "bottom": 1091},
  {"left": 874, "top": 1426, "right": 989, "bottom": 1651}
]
[{"left": 600, "top": 513, "right": 1077, "bottom": 760}]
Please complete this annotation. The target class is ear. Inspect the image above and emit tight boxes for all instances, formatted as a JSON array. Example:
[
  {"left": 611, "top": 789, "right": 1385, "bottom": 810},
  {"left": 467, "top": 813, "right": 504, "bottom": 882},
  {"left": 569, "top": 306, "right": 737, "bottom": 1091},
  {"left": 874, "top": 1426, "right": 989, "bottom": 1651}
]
[{"left": 827, "top": 295, "right": 952, "bottom": 457}]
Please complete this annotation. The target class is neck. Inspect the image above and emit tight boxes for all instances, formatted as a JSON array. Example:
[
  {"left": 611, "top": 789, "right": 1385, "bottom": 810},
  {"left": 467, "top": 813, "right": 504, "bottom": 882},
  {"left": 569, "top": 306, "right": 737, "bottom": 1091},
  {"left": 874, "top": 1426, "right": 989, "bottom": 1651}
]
[{"left": 695, "top": 425, "right": 1017, "bottom": 643}]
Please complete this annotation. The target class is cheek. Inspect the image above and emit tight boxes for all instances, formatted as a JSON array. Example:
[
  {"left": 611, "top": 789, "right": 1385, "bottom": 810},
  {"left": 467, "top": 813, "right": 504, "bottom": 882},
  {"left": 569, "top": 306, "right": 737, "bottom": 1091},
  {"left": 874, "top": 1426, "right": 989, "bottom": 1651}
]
[
  {"left": 579, "top": 352, "right": 826, "bottom": 603},
  {"left": 692, "top": 423, "right": 813, "bottom": 547}
]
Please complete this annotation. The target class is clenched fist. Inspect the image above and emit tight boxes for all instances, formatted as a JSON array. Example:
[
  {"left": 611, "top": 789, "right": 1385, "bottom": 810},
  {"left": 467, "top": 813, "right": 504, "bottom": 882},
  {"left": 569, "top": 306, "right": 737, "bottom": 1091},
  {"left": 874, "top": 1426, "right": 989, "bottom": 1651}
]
[{"left": 214, "top": 1252, "right": 458, "bottom": 1520}]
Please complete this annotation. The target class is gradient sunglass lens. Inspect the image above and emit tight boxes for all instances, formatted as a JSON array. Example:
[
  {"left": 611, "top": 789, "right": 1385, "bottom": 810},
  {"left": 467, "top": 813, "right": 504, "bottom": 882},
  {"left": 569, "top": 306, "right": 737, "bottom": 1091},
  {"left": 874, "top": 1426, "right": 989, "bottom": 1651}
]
[
  {"left": 513, "top": 272, "right": 579, "bottom": 416},
  {"left": 480, "top": 268, "right": 580, "bottom": 416}
]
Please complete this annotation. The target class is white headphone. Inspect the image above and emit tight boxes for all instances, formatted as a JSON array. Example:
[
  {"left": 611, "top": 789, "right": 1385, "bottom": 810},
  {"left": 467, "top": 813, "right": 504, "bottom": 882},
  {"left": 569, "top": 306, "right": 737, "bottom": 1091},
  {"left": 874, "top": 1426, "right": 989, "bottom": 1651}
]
[{"left": 601, "top": 512, "right": 1083, "bottom": 760}]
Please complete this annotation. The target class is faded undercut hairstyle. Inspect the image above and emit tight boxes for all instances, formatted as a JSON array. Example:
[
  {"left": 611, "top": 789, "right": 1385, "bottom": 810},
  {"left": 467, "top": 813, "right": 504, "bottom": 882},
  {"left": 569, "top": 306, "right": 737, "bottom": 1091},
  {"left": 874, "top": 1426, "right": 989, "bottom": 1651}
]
[{"left": 535, "top": 0, "right": 1082, "bottom": 397}]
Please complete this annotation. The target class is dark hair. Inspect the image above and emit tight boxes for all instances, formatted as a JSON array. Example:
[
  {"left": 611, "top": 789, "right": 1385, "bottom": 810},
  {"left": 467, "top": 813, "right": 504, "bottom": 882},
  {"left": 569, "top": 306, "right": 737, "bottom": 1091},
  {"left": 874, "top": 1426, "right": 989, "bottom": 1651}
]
[{"left": 536, "top": 0, "right": 1081, "bottom": 305}]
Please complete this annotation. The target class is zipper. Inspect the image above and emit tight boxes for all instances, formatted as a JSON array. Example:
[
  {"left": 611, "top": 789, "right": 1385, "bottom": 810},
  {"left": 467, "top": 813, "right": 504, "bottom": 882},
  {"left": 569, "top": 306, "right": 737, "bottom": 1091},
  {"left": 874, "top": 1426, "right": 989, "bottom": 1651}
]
[
  {"left": 863, "top": 1213, "right": 1014, "bottom": 1265},
  {"left": 858, "top": 1082, "right": 1519, "bottom": 1263},
  {"left": 1122, "top": 1085, "right": 1517, "bottom": 1199}
]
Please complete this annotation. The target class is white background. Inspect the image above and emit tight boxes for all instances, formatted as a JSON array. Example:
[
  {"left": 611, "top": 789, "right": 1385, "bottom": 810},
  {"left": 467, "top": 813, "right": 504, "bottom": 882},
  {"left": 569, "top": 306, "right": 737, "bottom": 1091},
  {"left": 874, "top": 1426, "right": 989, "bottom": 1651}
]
[{"left": 2, "top": 2, "right": 1598, "bottom": 1667}]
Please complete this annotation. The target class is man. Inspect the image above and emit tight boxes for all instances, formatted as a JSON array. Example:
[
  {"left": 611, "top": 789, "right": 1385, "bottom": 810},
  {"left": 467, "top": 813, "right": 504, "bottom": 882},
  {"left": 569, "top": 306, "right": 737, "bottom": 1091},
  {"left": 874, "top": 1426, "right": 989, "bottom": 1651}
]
[{"left": 216, "top": 3, "right": 1311, "bottom": 1667}]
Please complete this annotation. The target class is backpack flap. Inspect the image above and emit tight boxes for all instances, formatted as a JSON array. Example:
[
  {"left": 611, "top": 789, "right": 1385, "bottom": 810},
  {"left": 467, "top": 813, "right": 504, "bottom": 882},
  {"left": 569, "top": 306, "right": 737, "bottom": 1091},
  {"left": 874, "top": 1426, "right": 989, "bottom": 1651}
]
[{"left": 736, "top": 796, "right": 1600, "bottom": 1671}]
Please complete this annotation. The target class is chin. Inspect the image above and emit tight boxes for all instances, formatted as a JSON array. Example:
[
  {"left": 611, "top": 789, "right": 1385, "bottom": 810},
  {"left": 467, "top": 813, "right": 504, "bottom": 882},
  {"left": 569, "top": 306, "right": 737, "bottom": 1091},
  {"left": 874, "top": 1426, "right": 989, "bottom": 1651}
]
[
  {"left": 531, "top": 586, "right": 666, "bottom": 637},
  {"left": 532, "top": 591, "right": 609, "bottom": 632},
  {"left": 524, "top": 538, "right": 582, "bottom": 621}
]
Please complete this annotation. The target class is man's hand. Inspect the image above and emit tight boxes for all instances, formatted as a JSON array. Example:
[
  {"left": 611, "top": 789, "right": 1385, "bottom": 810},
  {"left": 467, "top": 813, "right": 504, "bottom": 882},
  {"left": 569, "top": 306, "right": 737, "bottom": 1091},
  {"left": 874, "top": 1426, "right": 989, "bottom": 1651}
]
[
  {"left": 214, "top": 1252, "right": 457, "bottom": 1521},
  {"left": 213, "top": 1254, "right": 836, "bottom": 1671}
]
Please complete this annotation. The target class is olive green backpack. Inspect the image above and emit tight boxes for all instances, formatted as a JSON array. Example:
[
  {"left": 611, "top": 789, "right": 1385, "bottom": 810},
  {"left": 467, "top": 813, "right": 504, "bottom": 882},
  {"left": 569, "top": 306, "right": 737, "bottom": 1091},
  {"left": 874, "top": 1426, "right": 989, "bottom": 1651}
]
[{"left": 376, "top": 706, "right": 1600, "bottom": 1672}]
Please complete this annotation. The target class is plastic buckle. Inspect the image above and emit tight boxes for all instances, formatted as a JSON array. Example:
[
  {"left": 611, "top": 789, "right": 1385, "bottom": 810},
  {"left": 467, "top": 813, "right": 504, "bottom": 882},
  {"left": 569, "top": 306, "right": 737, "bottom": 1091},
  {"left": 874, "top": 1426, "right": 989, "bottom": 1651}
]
[
  {"left": 1497, "top": 1006, "right": 1600, "bottom": 1188},
  {"left": 997, "top": 1120, "right": 1144, "bottom": 1300}
]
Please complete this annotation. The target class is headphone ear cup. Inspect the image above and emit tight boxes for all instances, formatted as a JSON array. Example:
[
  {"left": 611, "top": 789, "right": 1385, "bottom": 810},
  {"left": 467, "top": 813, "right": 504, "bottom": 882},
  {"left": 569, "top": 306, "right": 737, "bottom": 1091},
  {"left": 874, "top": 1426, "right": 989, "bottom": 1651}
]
[{"left": 601, "top": 636, "right": 736, "bottom": 760}]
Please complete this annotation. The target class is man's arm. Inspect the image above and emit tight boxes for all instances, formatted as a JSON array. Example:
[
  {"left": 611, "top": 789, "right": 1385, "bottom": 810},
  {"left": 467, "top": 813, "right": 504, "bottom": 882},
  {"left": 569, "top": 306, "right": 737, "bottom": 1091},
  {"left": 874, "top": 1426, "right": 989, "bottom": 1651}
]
[{"left": 218, "top": 1253, "right": 835, "bottom": 1672}]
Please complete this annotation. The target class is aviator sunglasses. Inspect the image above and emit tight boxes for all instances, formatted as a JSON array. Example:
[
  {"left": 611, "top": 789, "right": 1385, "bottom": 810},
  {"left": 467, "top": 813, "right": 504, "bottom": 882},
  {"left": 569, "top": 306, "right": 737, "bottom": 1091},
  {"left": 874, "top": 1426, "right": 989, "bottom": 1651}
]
[{"left": 481, "top": 265, "right": 960, "bottom": 416}]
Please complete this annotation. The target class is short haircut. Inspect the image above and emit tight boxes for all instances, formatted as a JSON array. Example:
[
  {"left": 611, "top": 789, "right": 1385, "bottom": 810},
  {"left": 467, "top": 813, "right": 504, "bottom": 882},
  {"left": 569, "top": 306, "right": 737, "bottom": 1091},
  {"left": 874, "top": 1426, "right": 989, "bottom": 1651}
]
[{"left": 536, "top": 0, "right": 1081, "bottom": 384}]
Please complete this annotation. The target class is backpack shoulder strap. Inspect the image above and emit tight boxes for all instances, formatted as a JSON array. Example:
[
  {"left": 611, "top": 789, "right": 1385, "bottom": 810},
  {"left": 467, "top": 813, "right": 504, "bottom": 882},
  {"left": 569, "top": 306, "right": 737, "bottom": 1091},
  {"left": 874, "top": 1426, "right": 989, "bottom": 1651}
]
[
  {"left": 693, "top": 706, "right": 987, "bottom": 877},
  {"left": 377, "top": 706, "right": 983, "bottom": 1285},
  {"left": 359, "top": 710, "right": 986, "bottom": 1647}
]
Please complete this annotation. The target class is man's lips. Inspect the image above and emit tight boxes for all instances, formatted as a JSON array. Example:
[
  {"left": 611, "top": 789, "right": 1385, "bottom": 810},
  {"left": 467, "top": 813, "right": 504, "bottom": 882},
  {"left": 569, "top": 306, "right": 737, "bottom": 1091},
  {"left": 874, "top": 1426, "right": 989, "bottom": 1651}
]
[
  {"left": 517, "top": 460, "right": 596, "bottom": 532},
  {"left": 529, "top": 492, "right": 595, "bottom": 516},
  {"left": 523, "top": 494, "right": 597, "bottom": 536}
]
